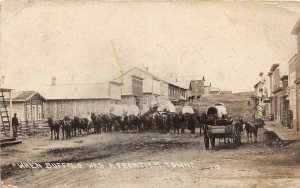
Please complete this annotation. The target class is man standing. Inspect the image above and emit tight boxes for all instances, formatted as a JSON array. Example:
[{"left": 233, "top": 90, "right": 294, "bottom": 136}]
[{"left": 12, "top": 113, "right": 19, "bottom": 137}]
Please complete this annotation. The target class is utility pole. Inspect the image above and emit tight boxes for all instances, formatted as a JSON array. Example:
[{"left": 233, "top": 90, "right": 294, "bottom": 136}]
[{"left": 258, "top": 72, "right": 264, "bottom": 120}]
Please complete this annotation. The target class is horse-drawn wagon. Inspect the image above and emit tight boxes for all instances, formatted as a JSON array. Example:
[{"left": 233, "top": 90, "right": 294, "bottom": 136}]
[{"left": 203, "top": 103, "right": 241, "bottom": 150}]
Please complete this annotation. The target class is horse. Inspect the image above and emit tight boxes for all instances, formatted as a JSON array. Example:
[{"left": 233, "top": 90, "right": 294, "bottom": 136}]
[
  {"left": 73, "top": 116, "right": 89, "bottom": 136},
  {"left": 141, "top": 114, "right": 153, "bottom": 132},
  {"left": 47, "top": 117, "right": 62, "bottom": 140},
  {"left": 187, "top": 114, "right": 197, "bottom": 134},
  {"left": 101, "top": 114, "right": 113, "bottom": 133},
  {"left": 244, "top": 119, "right": 265, "bottom": 143},
  {"left": 198, "top": 112, "right": 207, "bottom": 136},
  {"left": 188, "top": 96, "right": 195, "bottom": 102},
  {"left": 91, "top": 113, "right": 102, "bottom": 134},
  {"left": 173, "top": 114, "right": 180, "bottom": 134},
  {"left": 61, "top": 116, "right": 72, "bottom": 139}
]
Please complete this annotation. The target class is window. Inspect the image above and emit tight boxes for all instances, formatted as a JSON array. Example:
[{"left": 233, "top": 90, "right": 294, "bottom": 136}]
[
  {"left": 132, "top": 77, "right": 143, "bottom": 96},
  {"left": 37, "top": 105, "right": 42, "bottom": 119},
  {"left": 27, "top": 105, "right": 31, "bottom": 120}
]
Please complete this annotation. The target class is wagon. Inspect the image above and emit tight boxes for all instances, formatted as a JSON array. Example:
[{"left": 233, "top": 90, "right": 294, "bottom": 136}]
[{"left": 203, "top": 103, "right": 241, "bottom": 150}]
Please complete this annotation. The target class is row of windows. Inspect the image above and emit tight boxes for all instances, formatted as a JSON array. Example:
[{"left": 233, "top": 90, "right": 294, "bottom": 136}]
[{"left": 26, "top": 105, "right": 42, "bottom": 121}]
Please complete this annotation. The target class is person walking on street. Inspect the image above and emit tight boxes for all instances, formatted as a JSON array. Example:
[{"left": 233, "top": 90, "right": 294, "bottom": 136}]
[{"left": 12, "top": 113, "right": 19, "bottom": 137}]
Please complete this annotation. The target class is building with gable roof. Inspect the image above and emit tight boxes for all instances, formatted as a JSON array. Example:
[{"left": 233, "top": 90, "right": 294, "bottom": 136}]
[{"left": 39, "top": 81, "right": 121, "bottom": 119}]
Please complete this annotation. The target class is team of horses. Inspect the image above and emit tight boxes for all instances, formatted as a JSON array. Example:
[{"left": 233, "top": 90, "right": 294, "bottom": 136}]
[
  {"left": 48, "top": 111, "right": 265, "bottom": 145},
  {"left": 47, "top": 112, "right": 206, "bottom": 140}
]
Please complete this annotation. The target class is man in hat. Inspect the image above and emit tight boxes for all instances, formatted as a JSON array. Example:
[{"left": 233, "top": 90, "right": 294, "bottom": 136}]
[{"left": 12, "top": 113, "right": 19, "bottom": 137}]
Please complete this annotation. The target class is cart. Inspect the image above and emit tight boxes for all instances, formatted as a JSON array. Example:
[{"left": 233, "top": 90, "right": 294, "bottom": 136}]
[{"left": 203, "top": 103, "right": 241, "bottom": 150}]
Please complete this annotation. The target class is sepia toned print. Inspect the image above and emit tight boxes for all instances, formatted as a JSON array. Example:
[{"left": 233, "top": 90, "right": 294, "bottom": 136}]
[{"left": 1, "top": 1, "right": 300, "bottom": 187}]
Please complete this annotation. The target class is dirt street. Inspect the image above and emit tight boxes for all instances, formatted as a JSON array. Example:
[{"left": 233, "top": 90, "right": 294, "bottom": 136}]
[{"left": 1, "top": 128, "right": 300, "bottom": 188}]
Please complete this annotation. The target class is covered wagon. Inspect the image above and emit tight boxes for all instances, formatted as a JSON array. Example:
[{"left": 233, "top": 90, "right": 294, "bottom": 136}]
[{"left": 203, "top": 103, "right": 241, "bottom": 150}]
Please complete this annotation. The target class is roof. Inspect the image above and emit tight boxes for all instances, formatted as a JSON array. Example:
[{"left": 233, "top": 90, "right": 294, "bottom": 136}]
[
  {"left": 39, "top": 83, "right": 114, "bottom": 100},
  {"left": 269, "top": 64, "right": 280, "bottom": 72},
  {"left": 291, "top": 18, "right": 300, "bottom": 35},
  {"left": 114, "top": 67, "right": 169, "bottom": 84},
  {"left": 4, "top": 91, "right": 45, "bottom": 101},
  {"left": 288, "top": 54, "right": 297, "bottom": 65},
  {"left": 168, "top": 81, "right": 189, "bottom": 90},
  {"left": 204, "top": 83, "right": 211, "bottom": 87},
  {"left": 210, "top": 87, "right": 220, "bottom": 92},
  {"left": 0, "top": 88, "right": 14, "bottom": 92},
  {"left": 254, "top": 81, "right": 263, "bottom": 88}
]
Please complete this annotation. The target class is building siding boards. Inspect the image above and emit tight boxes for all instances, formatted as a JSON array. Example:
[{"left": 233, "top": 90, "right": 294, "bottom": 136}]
[
  {"left": 190, "top": 80, "right": 205, "bottom": 96},
  {"left": 116, "top": 67, "right": 178, "bottom": 110},
  {"left": 289, "top": 55, "right": 297, "bottom": 129},
  {"left": 40, "top": 82, "right": 121, "bottom": 119},
  {"left": 4, "top": 92, "right": 46, "bottom": 129},
  {"left": 45, "top": 99, "right": 114, "bottom": 119},
  {"left": 292, "top": 20, "right": 300, "bottom": 131}
]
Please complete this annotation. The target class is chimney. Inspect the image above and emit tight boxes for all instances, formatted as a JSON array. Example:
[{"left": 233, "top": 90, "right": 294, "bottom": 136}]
[
  {"left": 146, "top": 67, "right": 149, "bottom": 72},
  {"left": 52, "top": 77, "right": 56, "bottom": 86}
]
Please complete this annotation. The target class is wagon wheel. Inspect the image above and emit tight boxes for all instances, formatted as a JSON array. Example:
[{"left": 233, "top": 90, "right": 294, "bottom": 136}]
[
  {"left": 204, "top": 126, "right": 209, "bottom": 150},
  {"left": 210, "top": 137, "right": 215, "bottom": 147}
]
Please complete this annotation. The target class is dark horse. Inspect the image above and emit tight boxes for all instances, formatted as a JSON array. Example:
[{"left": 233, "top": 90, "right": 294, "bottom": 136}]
[
  {"left": 48, "top": 117, "right": 62, "bottom": 140},
  {"left": 73, "top": 116, "right": 89, "bottom": 136},
  {"left": 198, "top": 112, "right": 207, "bottom": 136},
  {"left": 173, "top": 114, "right": 180, "bottom": 134},
  {"left": 61, "top": 116, "right": 72, "bottom": 139},
  {"left": 244, "top": 118, "right": 265, "bottom": 143},
  {"left": 91, "top": 113, "right": 102, "bottom": 134}
]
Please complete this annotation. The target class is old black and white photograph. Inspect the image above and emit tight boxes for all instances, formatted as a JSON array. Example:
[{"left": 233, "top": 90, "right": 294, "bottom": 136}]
[{"left": 1, "top": 0, "right": 300, "bottom": 187}]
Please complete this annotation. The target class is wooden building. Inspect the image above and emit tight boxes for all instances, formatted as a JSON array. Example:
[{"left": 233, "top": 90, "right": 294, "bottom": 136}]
[
  {"left": 291, "top": 19, "right": 300, "bottom": 132},
  {"left": 268, "top": 64, "right": 289, "bottom": 124},
  {"left": 189, "top": 78, "right": 205, "bottom": 98},
  {"left": 168, "top": 82, "right": 188, "bottom": 103},
  {"left": 4, "top": 91, "right": 46, "bottom": 123},
  {"left": 288, "top": 55, "right": 298, "bottom": 129},
  {"left": 39, "top": 82, "right": 121, "bottom": 119},
  {"left": 209, "top": 87, "right": 221, "bottom": 95},
  {"left": 114, "top": 67, "right": 171, "bottom": 113}
]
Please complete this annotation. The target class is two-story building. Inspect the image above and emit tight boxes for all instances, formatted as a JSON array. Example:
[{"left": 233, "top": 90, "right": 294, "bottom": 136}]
[
  {"left": 115, "top": 67, "right": 189, "bottom": 112},
  {"left": 288, "top": 54, "right": 297, "bottom": 129},
  {"left": 254, "top": 80, "right": 268, "bottom": 119},
  {"left": 189, "top": 78, "right": 205, "bottom": 99},
  {"left": 168, "top": 82, "right": 188, "bottom": 103},
  {"left": 268, "top": 64, "right": 286, "bottom": 122},
  {"left": 291, "top": 19, "right": 300, "bottom": 131}
]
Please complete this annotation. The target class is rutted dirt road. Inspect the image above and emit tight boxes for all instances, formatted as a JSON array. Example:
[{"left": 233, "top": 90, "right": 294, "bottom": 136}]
[{"left": 1, "top": 129, "right": 300, "bottom": 188}]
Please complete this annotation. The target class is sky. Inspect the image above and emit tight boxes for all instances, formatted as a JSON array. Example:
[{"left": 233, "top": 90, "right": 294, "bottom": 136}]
[{"left": 0, "top": 0, "right": 300, "bottom": 92}]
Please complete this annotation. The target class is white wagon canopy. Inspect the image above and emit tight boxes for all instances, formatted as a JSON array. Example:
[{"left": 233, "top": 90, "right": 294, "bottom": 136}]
[
  {"left": 182, "top": 106, "right": 194, "bottom": 114},
  {"left": 206, "top": 103, "right": 227, "bottom": 119}
]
